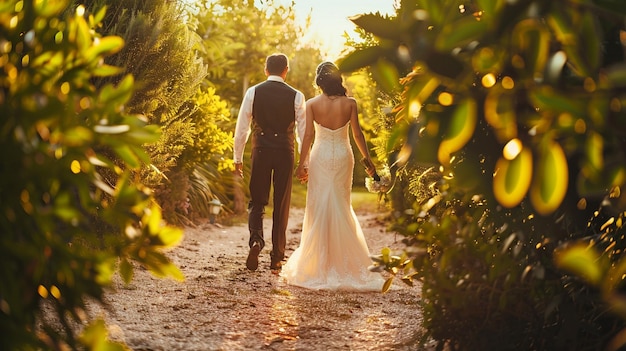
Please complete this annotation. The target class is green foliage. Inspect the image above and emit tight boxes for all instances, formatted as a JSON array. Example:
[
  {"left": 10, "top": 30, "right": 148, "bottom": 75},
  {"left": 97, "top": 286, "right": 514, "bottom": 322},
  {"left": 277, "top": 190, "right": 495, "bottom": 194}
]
[
  {"left": 343, "top": 70, "right": 397, "bottom": 187},
  {"left": 0, "top": 2, "right": 183, "bottom": 349},
  {"left": 344, "top": 0, "right": 626, "bottom": 349},
  {"left": 289, "top": 45, "right": 324, "bottom": 102},
  {"left": 188, "top": 0, "right": 323, "bottom": 215},
  {"left": 92, "top": 1, "right": 207, "bottom": 121},
  {"left": 77, "top": 0, "right": 321, "bottom": 225},
  {"left": 159, "top": 86, "right": 233, "bottom": 223},
  {"left": 74, "top": 0, "right": 237, "bottom": 225},
  {"left": 339, "top": 18, "right": 402, "bottom": 190},
  {"left": 190, "top": 0, "right": 314, "bottom": 103}
]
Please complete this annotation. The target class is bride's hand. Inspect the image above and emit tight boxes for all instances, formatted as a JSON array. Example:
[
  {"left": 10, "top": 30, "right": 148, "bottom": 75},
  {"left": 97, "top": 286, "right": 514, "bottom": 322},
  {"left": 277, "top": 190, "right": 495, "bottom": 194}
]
[{"left": 362, "top": 158, "right": 381, "bottom": 181}]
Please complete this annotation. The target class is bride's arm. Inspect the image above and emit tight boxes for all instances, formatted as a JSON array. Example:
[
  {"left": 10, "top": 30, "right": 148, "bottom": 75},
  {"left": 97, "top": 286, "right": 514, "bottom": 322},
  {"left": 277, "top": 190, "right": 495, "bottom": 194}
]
[
  {"left": 296, "top": 101, "right": 315, "bottom": 181},
  {"left": 349, "top": 98, "right": 376, "bottom": 176}
]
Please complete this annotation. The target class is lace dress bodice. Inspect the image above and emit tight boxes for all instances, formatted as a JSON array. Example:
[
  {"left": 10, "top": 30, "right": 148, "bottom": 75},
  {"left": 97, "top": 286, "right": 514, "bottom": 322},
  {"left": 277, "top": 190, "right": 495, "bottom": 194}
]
[
  {"left": 308, "top": 122, "right": 353, "bottom": 203},
  {"left": 311, "top": 122, "right": 352, "bottom": 170}
]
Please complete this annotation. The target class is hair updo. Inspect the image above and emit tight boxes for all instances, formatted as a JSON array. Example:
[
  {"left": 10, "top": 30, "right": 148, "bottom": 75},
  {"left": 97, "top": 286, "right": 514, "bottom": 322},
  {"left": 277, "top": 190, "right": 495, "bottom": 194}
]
[{"left": 315, "top": 62, "right": 347, "bottom": 97}]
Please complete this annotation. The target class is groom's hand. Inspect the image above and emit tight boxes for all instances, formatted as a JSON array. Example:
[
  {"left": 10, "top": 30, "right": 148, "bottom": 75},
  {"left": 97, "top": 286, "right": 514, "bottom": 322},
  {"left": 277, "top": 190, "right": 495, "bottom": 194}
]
[
  {"left": 296, "top": 165, "right": 308, "bottom": 183},
  {"left": 234, "top": 162, "right": 244, "bottom": 178}
]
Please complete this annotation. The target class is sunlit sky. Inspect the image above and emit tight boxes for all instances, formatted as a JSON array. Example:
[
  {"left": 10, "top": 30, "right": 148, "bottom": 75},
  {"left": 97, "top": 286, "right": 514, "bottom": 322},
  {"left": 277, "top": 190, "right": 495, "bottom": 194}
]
[{"left": 276, "top": 0, "right": 396, "bottom": 60}]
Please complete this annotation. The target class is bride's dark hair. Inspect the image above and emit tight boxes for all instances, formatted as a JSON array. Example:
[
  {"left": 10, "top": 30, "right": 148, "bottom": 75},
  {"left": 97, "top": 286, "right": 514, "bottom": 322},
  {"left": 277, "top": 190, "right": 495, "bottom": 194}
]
[{"left": 315, "top": 62, "right": 347, "bottom": 96}]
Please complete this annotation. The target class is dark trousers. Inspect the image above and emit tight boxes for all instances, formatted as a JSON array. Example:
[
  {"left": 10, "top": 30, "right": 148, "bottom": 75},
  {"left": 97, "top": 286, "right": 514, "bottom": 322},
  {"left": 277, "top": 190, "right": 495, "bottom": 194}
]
[{"left": 248, "top": 147, "right": 294, "bottom": 262}]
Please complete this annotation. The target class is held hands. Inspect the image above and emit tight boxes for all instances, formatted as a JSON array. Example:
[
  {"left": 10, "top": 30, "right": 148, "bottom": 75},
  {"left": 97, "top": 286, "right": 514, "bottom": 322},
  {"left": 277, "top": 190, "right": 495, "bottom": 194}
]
[
  {"left": 296, "top": 164, "right": 308, "bottom": 183},
  {"left": 234, "top": 162, "right": 244, "bottom": 178}
]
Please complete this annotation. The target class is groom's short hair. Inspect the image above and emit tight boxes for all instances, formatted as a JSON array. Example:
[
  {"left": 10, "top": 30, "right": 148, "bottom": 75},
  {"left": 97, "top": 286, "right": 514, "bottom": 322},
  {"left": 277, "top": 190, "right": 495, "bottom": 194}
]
[{"left": 265, "top": 54, "right": 288, "bottom": 75}]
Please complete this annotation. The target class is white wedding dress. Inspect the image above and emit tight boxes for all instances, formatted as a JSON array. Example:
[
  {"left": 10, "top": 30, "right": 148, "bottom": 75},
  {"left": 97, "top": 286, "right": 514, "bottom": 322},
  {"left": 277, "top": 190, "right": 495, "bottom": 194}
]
[{"left": 281, "top": 121, "right": 385, "bottom": 291}]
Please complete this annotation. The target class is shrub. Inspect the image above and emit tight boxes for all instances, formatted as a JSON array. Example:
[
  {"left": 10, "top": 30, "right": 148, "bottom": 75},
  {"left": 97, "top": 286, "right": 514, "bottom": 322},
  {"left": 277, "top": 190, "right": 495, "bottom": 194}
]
[
  {"left": 0, "top": 2, "right": 182, "bottom": 349},
  {"left": 73, "top": 0, "right": 235, "bottom": 225},
  {"left": 342, "top": 0, "right": 626, "bottom": 349}
]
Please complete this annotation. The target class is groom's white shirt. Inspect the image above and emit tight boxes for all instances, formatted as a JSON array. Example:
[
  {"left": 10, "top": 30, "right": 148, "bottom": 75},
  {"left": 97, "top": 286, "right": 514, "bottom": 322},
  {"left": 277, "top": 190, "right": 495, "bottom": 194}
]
[{"left": 233, "top": 75, "right": 306, "bottom": 164}]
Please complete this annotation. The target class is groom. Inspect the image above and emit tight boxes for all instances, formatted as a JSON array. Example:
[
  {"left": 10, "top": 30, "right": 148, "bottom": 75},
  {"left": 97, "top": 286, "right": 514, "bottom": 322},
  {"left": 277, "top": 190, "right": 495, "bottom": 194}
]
[{"left": 233, "top": 53, "right": 306, "bottom": 272}]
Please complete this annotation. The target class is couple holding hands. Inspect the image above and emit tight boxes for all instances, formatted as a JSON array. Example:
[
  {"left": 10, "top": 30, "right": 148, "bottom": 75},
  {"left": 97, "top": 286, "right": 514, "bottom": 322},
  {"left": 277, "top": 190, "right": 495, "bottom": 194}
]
[{"left": 233, "top": 53, "right": 383, "bottom": 291}]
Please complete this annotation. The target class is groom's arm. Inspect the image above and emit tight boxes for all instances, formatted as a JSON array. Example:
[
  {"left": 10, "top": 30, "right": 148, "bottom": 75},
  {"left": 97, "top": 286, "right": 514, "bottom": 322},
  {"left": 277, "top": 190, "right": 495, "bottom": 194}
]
[
  {"left": 233, "top": 87, "right": 255, "bottom": 165},
  {"left": 294, "top": 90, "right": 306, "bottom": 155}
]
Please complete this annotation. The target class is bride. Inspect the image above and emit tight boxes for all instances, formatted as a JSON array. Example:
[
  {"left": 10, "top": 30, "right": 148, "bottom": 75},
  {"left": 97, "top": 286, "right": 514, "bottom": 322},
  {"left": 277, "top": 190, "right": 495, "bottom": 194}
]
[{"left": 280, "top": 62, "right": 385, "bottom": 291}]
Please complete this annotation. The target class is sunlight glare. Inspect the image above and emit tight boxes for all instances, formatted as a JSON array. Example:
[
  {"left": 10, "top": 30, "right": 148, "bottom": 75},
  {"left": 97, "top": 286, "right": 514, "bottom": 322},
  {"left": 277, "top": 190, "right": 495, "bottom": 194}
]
[
  {"left": 481, "top": 73, "right": 496, "bottom": 88},
  {"left": 503, "top": 138, "right": 522, "bottom": 160},
  {"left": 274, "top": 0, "right": 396, "bottom": 59}
]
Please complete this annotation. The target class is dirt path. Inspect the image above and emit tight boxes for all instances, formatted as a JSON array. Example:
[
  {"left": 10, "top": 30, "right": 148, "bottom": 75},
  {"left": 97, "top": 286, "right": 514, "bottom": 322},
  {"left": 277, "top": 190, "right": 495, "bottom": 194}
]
[{"left": 92, "top": 208, "right": 424, "bottom": 350}]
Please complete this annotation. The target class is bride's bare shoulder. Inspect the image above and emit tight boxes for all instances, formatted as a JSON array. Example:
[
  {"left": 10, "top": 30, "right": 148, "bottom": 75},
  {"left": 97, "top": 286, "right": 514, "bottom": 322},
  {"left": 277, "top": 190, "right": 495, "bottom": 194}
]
[
  {"left": 307, "top": 95, "right": 323, "bottom": 104},
  {"left": 344, "top": 96, "right": 357, "bottom": 108}
]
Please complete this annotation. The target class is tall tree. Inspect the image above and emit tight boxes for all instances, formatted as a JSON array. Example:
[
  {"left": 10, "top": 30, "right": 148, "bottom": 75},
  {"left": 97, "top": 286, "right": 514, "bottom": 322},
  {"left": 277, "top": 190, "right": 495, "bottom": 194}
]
[
  {"left": 191, "top": 0, "right": 306, "bottom": 104},
  {"left": 190, "top": 0, "right": 322, "bottom": 213}
]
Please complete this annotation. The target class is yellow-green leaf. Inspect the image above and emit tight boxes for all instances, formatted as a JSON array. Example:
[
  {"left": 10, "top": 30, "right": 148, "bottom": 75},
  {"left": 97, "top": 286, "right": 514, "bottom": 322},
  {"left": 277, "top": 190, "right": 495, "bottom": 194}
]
[
  {"left": 438, "top": 99, "right": 477, "bottom": 165},
  {"left": 85, "top": 36, "right": 124, "bottom": 62},
  {"left": 530, "top": 141, "right": 568, "bottom": 215},
  {"left": 54, "top": 206, "right": 81, "bottom": 221},
  {"left": 95, "top": 259, "right": 115, "bottom": 286},
  {"left": 605, "top": 64, "right": 626, "bottom": 87},
  {"left": 338, "top": 46, "right": 388, "bottom": 73},
  {"left": 158, "top": 226, "right": 184, "bottom": 248},
  {"left": 62, "top": 126, "right": 94, "bottom": 146},
  {"left": 74, "top": 15, "right": 92, "bottom": 53},
  {"left": 98, "top": 75, "right": 134, "bottom": 106},
  {"left": 472, "top": 47, "right": 504, "bottom": 73},
  {"left": 125, "top": 125, "right": 161, "bottom": 144},
  {"left": 493, "top": 146, "right": 533, "bottom": 208},
  {"left": 119, "top": 258, "right": 133, "bottom": 284},
  {"left": 92, "top": 64, "right": 123, "bottom": 77},
  {"left": 555, "top": 245, "right": 602, "bottom": 285},
  {"left": 382, "top": 277, "right": 394, "bottom": 293},
  {"left": 113, "top": 145, "right": 140, "bottom": 168},
  {"left": 144, "top": 251, "right": 184, "bottom": 281},
  {"left": 370, "top": 59, "right": 401, "bottom": 93},
  {"left": 484, "top": 89, "right": 518, "bottom": 143},
  {"left": 406, "top": 74, "right": 440, "bottom": 107},
  {"left": 419, "top": 0, "right": 444, "bottom": 24},
  {"left": 585, "top": 131, "right": 604, "bottom": 174},
  {"left": 436, "top": 16, "right": 489, "bottom": 52},
  {"left": 34, "top": 0, "right": 66, "bottom": 17},
  {"left": 79, "top": 319, "right": 129, "bottom": 351},
  {"left": 530, "top": 87, "right": 586, "bottom": 118},
  {"left": 349, "top": 14, "right": 402, "bottom": 41},
  {"left": 91, "top": 5, "right": 108, "bottom": 26},
  {"left": 476, "top": 0, "right": 504, "bottom": 22},
  {"left": 146, "top": 205, "right": 162, "bottom": 236},
  {"left": 513, "top": 19, "right": 550, "bottom": 76}
]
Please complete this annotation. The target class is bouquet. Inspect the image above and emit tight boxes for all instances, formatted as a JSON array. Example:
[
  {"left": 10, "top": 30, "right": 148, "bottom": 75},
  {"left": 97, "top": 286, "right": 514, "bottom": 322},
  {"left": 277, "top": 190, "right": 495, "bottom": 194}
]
[
  {"left": 359, "top": 157, "right": 392, "bottom": 194},
  {"left": 365, "top": 167, "right": 393, "bottom": 194}
]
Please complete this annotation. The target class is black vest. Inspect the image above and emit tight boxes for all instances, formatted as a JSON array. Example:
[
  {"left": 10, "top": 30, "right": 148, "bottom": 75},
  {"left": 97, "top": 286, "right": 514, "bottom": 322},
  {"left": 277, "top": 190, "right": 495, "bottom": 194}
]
[{"left": 251, "top": 80, "right": 297, "bottom": 150}]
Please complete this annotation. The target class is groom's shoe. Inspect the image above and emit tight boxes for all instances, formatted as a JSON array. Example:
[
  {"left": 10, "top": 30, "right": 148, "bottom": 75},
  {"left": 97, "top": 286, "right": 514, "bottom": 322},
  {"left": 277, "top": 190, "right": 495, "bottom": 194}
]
[
  {"left": 270, "top": 259, "right": 282, "bottom": 272},
  {"left": 270, "top": 252, "right": 283, "bottom": 272},
  {"left": 246, "top": 242, "right": 261, "bottom": 271}
]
